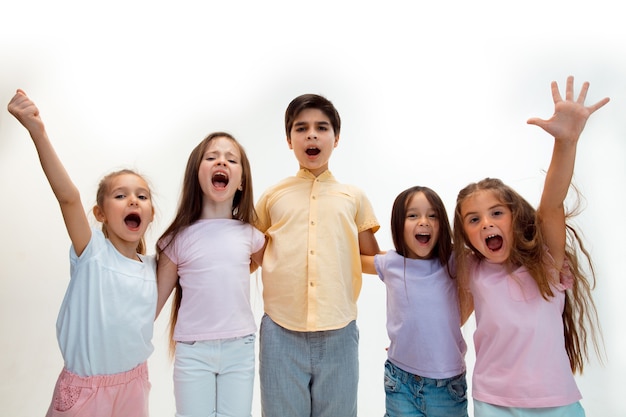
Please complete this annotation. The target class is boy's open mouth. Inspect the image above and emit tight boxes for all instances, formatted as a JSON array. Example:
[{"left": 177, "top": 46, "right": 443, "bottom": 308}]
[
  {"left": 486, "top": 234, "right": 503, "bottom": 251},
  {"left": 306, "top": 147, "right": 321, "bottom": 156},
  {"left": 125, "top": 213, "right": 141, "bottom": 229},
  {"left": 212, "top": 172, "right": 229, "bottom": 188}
]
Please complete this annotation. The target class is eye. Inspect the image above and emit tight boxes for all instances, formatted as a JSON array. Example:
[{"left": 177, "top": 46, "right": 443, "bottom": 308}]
[
  {"left": 138, "top": 195, "right": 149, "bottom": 201},
  {"left": 318, "top": 125, "right": 328, "bottom": 131},
  {"left": 294, "top": 126, "right": 306, "bottom": 132},
  {"left": 406, "top": 214, "right": 418, "bottom": 220},
  {"left": 467, "top": 216, "right": 479, "bottom": 224},
  {"left": 228, "top": 159, "right": 238, "bottom": 164},
  {"left": 428, "top": 213, "right": 438, "bottom": 219},
  {"left": 114, "top": 194, "right": 126, "bottom": 200}
]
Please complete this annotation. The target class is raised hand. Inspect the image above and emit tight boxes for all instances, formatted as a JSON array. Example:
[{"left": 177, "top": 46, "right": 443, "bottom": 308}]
[
  {"left": 7, "top": 89, "right": 45, "bottom": 135},
  {"left": 527, "top": 76, "right": 609, "bottom": 143}
]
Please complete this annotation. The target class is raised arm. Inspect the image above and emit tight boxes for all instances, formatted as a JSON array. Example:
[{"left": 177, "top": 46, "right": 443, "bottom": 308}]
[
  {"left": 8, "top": 90, "right": 91, "bottom": 255},
  {"left": 527, "top": 76, "right": 609, "bottom": 268}
]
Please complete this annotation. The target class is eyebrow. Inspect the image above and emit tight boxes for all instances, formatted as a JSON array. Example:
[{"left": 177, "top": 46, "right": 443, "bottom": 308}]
[{"left": 293, "top": 120, "right": 331, "bottom": 127}]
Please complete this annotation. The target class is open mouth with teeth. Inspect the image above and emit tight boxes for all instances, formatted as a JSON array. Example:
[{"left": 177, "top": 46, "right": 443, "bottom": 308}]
[
  {"left": 305, "top": 147, "right": 321, "bottom": 156},
  {"left": 415, "top": 233, "right": 431, "bottom": 244},
  {"left": 125, "top": 213, "right": 141, "bottom": 230},
  {"left": 486, "top": 234, "right": 503, "bottom": 251},
  {"left": 212, "top": 172, "right": 229, "bottom": 189}
]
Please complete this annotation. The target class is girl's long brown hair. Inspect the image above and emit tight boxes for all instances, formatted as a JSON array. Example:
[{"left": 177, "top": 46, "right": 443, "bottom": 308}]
[
  {"left": 156, "top": 132, "right": 256, "bottom": 356},
  {"left": 453, "top": 178, "right": 603, "bottom": 374}
]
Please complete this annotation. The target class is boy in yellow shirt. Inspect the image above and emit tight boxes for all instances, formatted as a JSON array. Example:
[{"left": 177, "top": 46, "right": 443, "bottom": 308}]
[{"left": 255, "top": 94, "right": 380, "bottom": 417}]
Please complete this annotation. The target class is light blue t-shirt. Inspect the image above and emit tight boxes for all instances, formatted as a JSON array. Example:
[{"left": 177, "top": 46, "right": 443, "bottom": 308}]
[
  {"left": 56, "top": 229, "right": 157, "bottom": 376},
  {"left": 374, "top": 250, "right": 466, "bottom": 378}
]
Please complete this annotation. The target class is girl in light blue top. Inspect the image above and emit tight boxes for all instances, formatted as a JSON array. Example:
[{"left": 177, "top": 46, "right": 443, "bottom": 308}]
[{"left": 362, "top": 186, "right": 467, "bottom": 417}]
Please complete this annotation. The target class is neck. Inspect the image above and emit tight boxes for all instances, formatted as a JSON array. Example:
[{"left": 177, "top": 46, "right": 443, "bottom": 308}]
[{"left": 200, "top": 200, "right": 234, "bottom": 220}]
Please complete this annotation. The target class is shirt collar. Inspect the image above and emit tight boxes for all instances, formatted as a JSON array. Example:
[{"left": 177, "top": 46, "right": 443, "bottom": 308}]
[{"left": 296, "top": 168, "right": 334, "bottom": 181}]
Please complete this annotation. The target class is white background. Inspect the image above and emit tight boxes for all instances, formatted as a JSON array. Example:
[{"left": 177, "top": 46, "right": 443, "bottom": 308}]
[{"left": 1, "top": 1, "right": 624, "bottom": 416}]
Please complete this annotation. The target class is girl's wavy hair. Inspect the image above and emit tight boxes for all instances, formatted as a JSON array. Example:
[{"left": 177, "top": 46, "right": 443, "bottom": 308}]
[
  {"left": 156, "top": 132, "right": 256, "bottom": 356},
  {"left": 453, "top": 177, "right": 603, "bottom": 374},
  {"left": 96, "top": 169, "right": 152, "bottom": 255}
]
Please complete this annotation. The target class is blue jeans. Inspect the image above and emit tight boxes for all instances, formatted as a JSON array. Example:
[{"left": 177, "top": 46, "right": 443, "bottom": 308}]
[
  {"left": 173, "top": 334, "right": 256, "bottom": 417},
  {"left": 384, "top": 360, "right": 468, "bottom": 417},
  {"left": 473, "top": 400, "right": 585, "bottom": 417},
  {"left": 259, "top": 314, "right": 359, "bottom": 417}
]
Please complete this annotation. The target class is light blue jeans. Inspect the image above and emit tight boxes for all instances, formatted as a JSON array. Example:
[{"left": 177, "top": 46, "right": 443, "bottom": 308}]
[
  {"left": 473, "top": 400, "right": 585, "bottom": 417},
  {"left": 259, "top": 314, "right": 359, "bottom": 417},
  {"left": 384, "top": 360, "right": 468, "bottom": 417},
  {"left": 173, "top": 334, "right": 256, "bottom": 417}
]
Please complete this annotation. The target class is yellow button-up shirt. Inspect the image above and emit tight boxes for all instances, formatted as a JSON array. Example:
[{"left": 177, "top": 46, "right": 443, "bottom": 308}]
[{"left": 255, "top": 169, "right": 379, "bottom": 331}]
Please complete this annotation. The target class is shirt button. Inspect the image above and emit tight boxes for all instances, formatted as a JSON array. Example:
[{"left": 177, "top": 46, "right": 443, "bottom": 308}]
[{"left": 310, "top": 221, "right": 315, "bottom": 225}]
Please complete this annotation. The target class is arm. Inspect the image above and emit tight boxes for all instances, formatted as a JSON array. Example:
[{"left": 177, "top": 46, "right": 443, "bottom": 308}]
[
  {"left": 527, "top": 76, "right": 609, "bottom": 269},
  {"left": 156, "top": 253, "right": 179, "bottom": 319},
  {"left": 360, "top": 254, "right": 377, "bottom": 275},
  {"left": 7, "top": 90, "right": 91, "bottom": 255},
  {"left": 358, "top": 229, "right": 380, "bottom": 256},
  {"left": 250, "top": 238, "right": 267, "bottom": 273}
]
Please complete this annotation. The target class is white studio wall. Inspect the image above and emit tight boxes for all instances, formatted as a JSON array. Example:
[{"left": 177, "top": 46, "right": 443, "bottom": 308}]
[{"left": 1, "top": 1, "right": 625, "bottom": 416}]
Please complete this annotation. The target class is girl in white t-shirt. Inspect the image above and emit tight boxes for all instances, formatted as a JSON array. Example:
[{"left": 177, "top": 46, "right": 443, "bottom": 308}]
[
  {"left": 8, "top": 90, "right": 157, "bottom": 417},
  {"left": 453, "top": 77, "right": 608, "bottom": 417},
  {"left": 156, "top": 132, "right": 265, "bottom": 417}
]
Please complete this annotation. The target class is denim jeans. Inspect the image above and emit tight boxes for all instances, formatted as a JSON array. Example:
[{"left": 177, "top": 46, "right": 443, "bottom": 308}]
[
  {"left": 384, "top": 360, "right": 468, "bottom": 417},
  {"left": 173, "top": 334, "right": 256, "bottom": 417},
  {"left": 259, "top": 314, "right": 359, "bottom": 417},
  {"left": 473, "top": 400, "right": 586, "bottom": 417}
]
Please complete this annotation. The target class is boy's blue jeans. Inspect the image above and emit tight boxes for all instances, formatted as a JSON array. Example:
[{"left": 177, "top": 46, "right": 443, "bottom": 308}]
[
  {"left": 259, "top": 314, "right": 359, "bottom": 417},
  {"left": 384, "top": 359, "right": 468, "bottom": 417}
]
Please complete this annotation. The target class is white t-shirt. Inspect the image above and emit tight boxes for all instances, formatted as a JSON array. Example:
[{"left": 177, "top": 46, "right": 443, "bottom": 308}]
[
  {"left": 57, "top": 229, "right": 157, "bottom": 376},
  {"left": 162, "top": 219, "right": 265, "bottom": 341}
]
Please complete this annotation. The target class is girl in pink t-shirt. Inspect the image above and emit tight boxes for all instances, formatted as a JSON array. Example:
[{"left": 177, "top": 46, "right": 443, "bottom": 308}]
[
  {"left": 156, "top": 132, "right": 265, "bottom": 417},
  {"left": 453, "top": 77, "right": 608, "bottom": 417}
]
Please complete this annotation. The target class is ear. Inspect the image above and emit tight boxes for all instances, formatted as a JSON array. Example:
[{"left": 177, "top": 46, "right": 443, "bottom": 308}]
[
  {"left": 334, "top": 134, "right": 340, "bottom": 148},
  {"left": 286, "top": 136, "right": 293, "bottom": 149},
  {"left": 93, "top": 205, "right": 106, "bottom": 223}
]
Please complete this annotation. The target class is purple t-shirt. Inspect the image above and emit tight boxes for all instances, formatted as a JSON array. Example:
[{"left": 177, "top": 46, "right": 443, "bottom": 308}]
[{"left": 375, "top": 250, "right": 466, "bottom": 378}]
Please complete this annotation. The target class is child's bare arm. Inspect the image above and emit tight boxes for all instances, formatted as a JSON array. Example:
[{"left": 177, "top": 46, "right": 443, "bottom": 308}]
[
  {"left": 156, "top": 253, "right": 178, "bottom": 319},
  {"left": 528, "top": 77, "right": 609, "bottom": 268},
  {"left": 8, "top": 90, "right": 91, "bottom": 255},
  {"left": 358, "top": 229, "right": 380, "bottom": 257}
]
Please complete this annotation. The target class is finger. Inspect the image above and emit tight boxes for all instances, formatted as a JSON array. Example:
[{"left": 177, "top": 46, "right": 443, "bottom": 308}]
[
  {"left": 527, "top": 117, "right": 547, "bottom": 129},
  {"left": 565, "top": 76, "right": 574, "bottom": 101},
  {"left": 576, "top": 81, "right": 590, "bottom": 104},
  {"left": 551, "top": 81, "right": 563, "bottom": 103},
  {"left": 587, "top": 97, "right": 610, "bottom": 115}
]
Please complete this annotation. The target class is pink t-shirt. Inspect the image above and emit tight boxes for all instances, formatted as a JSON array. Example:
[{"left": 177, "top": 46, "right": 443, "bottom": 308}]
[
  {"left": 162, "top": 219, "right": 265, "bottom": 341},
  {"left": 469, "top": 256, "right": 581, "bottom": 408}
]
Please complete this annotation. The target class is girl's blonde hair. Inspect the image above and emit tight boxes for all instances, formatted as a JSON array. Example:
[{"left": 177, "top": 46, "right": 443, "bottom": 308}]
[
  {"left": 453, "top": 177, "right": 603, "bottom": 374},
  {"left": 96, "top": 169, "right": 152, "bottom": 255}
]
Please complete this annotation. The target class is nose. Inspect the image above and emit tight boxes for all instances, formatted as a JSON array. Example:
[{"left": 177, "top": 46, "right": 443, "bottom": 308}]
[
  {"left": 480, "top": 217, "right": 493, "bottom": 229},
  {"left": 307, "top": 129, "right": 317, "bottom": 139}
]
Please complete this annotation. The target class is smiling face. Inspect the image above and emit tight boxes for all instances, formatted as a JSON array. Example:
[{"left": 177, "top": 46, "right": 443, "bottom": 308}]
[
  {"left": 198, "top": 136, "right": 243, "bottom": 212},
  {"left": 287, "top": 108, "right": 339, "bottom": 177},
  {"left": 403, "top": 192, "right": 441, "bottom": 259},
  {"left": 460, "top": 189, "right": 514, "bottom": 264},
  {"left": 94, "top": 172, "right": 154, "bottom": 250}
]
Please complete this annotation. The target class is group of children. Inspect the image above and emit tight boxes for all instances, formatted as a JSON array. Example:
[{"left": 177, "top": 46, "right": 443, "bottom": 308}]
[{"left": 7, "top": 76, "right": 609, "bottom": 417}]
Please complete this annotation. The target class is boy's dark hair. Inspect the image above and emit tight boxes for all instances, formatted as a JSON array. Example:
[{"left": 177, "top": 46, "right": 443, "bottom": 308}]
[{"left": 284, "top": 94, "right": 341, "bottom": 138}]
